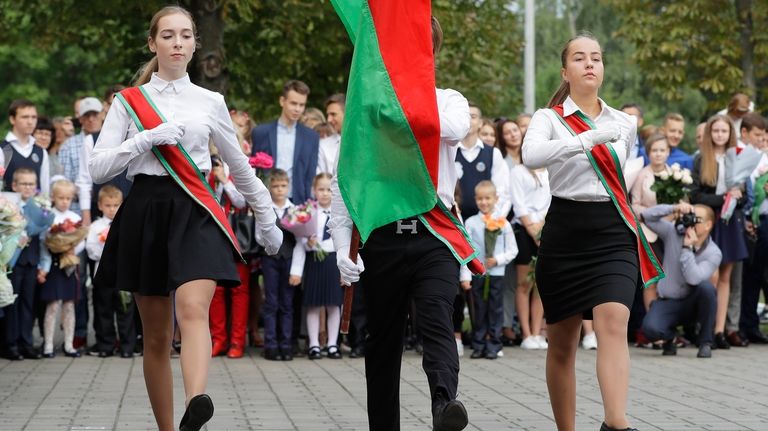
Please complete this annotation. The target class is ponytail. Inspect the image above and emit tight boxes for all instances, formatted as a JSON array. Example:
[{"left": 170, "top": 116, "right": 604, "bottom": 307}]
[
  {"left": 133, "top": 57, "right": 159, "bottom": 86},
  {"left": 547, "top": 81, "right": 570, "bottom": 108}
]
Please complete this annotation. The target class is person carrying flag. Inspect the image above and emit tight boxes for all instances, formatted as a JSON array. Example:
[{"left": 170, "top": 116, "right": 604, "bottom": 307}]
[{"left": 328, "top": 1, "right": 483, "bottom": 430}]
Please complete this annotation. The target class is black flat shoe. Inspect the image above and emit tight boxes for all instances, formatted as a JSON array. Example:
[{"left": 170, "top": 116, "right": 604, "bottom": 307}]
[
  {"left": 326, "top": 345, "right": 342, "bottom": 359},
  {"left": 263, "top": 348, "right": 282, "bottom": 361},
  {"left": 42, "top": 352, "right": 55, "bottom": 359},
  {"left": 64, "top": 350, "right": 81, "bottom": 358},
  {"left": 308, "top": 346, "right": 322, "bottom": 360},
  {"left": 433, "top": 399, "right": 468, "bottom": 431},
  {"left": 714, "top": 332, "right": 730, "bottom": 350},
  {"left": 470, "top": 350, "right": 485, "bottom": 359},
  {"left": 599, "top": 422, "right": 638, "bottom": 431},
  {"left": 179, "top": 393, "right": 214, "bottom": 431}
]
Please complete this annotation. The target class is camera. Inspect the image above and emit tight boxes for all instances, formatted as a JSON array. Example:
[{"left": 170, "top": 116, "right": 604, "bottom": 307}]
[{"left": 675, "top": 212, "right": 699, "bottom": 235}]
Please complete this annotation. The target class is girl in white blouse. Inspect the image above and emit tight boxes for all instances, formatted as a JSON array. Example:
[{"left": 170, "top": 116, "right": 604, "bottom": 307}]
[
  {"left": 88, "top": 7, "right": 281, "bottom": 431},
  {"left": 522, "top": 33, "right": 639, "bottom": 431}
]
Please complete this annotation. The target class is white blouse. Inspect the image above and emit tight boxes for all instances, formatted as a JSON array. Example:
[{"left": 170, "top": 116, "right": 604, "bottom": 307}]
[
  {"left": 89, "top": 73, "right": 275, "bottom": 226},
  {"left": 509, "top": 165, "right": 551, "bottom": 225},
  {"left": 522, "top": 96, "right": 637, "bottom": 202}
]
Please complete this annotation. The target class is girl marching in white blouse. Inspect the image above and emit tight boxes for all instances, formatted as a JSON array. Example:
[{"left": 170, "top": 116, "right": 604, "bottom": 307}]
[
  {"left": 88, "top": 7, "right": 281, "bottom": 431},
  {"left": 522, "top": 33, "right": 642, "bottom": 431}
]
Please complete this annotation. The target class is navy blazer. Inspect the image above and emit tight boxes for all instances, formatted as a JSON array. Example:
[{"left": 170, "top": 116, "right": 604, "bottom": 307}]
[{"left": 251, "top": 120, "right": 319, "bottom": 204}]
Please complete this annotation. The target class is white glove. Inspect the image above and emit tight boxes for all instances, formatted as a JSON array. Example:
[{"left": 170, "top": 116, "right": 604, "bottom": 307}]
[
  {"left": 336, "top": 245, "right": 365, "bottom": 286},
  {"left": 133, "top": 121, "right": 185, "bottom": 153},
  {"left": 257, "top": 223, "right": 283, "bottom": 255},
  {"left": 578, "top": 126, "right": 620, "bottom": 151}
]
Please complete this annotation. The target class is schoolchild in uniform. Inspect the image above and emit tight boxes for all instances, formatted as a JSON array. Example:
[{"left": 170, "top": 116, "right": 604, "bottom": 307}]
[
  {"left": 523, "top": 33, "right": 656, "bottom": 431},
  {"left": 88, "top": 7, "right": 281, "bottom": 430}
]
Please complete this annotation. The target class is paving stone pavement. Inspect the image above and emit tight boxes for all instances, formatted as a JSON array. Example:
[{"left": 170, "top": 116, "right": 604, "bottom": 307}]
[{"left": 1, "top": 344, "right": 767, "bottom": 430}]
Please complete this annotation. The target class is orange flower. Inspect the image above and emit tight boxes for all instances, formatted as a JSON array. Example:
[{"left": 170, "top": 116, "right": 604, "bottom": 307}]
[{"left": 482, "top": 213, "right": 506, "bottom": 231}]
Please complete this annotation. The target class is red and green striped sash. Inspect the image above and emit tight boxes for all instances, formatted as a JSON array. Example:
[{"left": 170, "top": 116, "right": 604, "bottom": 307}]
[
  {"left": 419, "top": 202, "right": 485, "bottom": 275},
  {"left": 551, "top": 105, "right": 664, "bottom": 287},
  {"left": 116, "top": 86, "right": 243, "bottom": 261}
]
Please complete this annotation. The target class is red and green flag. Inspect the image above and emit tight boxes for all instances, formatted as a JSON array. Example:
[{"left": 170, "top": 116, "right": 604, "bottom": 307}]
[{"left": 331, "top": 0, "right": 484, "bottom": 274}]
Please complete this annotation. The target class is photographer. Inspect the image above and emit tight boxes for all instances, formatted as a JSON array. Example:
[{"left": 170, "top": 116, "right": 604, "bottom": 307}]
[{"left": 641, "top": 203, "right": 722, "bottom": 358}]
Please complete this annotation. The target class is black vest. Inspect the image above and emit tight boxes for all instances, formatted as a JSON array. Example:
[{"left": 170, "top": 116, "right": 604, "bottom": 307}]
[
  {"left": 1, "top": 140, "right": 44, "bottom": 192},
  {"left": 89, "top": 131, "right": 132, "bottom": 217},
  {"left": 456, "top": 145, "right": 494, "bottom": 220}
]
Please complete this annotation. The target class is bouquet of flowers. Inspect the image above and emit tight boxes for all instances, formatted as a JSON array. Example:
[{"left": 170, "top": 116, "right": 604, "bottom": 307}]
[
  {"left": 751, "top": 164, "right": 768, "bottom": 227},
  {"left": 481, "top": 214, "right": 506, "bottom": 300},
  {"left": 249, "top": 151, "right": 274, "bottom": 183},
  {"left": 25, "top": 194, "right": 55, "bottom": 236},
  {"left": 98, "top": 226, "right": 110, "bottom": 243},
  {"left": 722, "top": 146, "right": 763, "bottom": 222},
  {"left": 0, "top": 195, "right": 27, "bottom": 308},
  {"left": 45, "top": 219, "right": 88, "bottom": 271},
  {"left": 280, "top": 199, "right": 318, "bottom": 238},
  {"left": 651, "top": 163, "right": 693, "bottom": 204}
]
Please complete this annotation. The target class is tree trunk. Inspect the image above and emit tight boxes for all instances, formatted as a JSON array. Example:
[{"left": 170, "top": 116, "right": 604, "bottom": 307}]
[
  {"left": 188, "top": 0, "right": 228, "bottom": 94},
  {"left": 735, "top": 0, "right": 756, "bottom": 99}
]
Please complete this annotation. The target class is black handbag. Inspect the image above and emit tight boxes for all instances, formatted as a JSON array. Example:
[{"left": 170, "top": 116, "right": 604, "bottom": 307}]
[{"left": 229, "top": 209, "right": 262, "bottom": 257}]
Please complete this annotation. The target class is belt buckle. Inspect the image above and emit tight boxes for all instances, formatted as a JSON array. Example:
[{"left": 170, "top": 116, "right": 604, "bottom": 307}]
[{"left": 395, "top": 219, "right": 418, "bottom": 235}]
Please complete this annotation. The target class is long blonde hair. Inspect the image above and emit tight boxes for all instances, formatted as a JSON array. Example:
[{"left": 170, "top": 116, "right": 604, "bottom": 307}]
[
  {"left": 133, "top": 6, "right": 198, "bottom": 86},
  {"left": 699, "top": 114, "right": 737, "bottom": 187},
  {"left": 547, "top": 32, "right": 601, "bottom": 108}
]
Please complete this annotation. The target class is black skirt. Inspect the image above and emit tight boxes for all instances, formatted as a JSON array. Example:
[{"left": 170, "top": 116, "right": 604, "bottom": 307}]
[
  {"left": 93, "top": 175, "right": 241, "bottom": 296},
  {"left": 513, "top": 223, "right": 539, "bottom": 265},
  {"left": 535, "top": 197, "right": 638, "bottom": 324},
  {"left": 40, "top": 258, "right": 79, "bottom": 302},
  {"left": 302, "top": 251, "right": 343, "bottom": 306}
]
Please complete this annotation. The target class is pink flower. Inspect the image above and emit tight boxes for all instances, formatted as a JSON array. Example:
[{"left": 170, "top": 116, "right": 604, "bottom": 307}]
[{"left": 249, "top": 152, "right": 274, "bottom": 169}]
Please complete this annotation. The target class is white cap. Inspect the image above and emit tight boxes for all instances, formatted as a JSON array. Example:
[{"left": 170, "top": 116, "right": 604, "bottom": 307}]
[{"left": 78, "top": 97, "right": 103, "bottom": 117}]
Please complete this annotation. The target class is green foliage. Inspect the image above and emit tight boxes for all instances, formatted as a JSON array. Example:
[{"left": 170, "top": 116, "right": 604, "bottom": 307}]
[{"left": 606, "top": 0, "right": 768, "bottom": 110}]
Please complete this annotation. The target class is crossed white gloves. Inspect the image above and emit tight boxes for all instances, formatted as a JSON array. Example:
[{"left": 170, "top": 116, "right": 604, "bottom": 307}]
[
  {"left": 257, "top": 222, "right": 283, "bottom": 256},
  {"left": 133, "top": 121, "right": 185, "bottom": 153},
  {"left": 578, "top": 126, "right": 620, "bottom": 152}
]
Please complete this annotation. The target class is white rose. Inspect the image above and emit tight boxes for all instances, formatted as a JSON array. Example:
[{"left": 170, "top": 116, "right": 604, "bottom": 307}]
[
  {"left": 671, "top": 163, "right": 681, "bottom": 172},
  {"left": 659, "top": 170, "right": 670, "bottom": 180},
  {"left": 673, "top": 171, "right": 682, "bottom": 181},
  {"left": 682, "top": 174, "right": 693, "bottom": 185}
]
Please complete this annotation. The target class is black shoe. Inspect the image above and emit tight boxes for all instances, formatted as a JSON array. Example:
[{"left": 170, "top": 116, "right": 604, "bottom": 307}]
[
  {"left": 263, "top": 348, "right": 282, "bottom": 361},
  {"left": 697, "top": 344, "right": 712, "bottom": 358},
  {"left": 714, "top": 332, "right": 730, "bottom": 350},
  {"left": 326, "top": 345, "right": 342, "bottom": 359},
  {"left": 745, "top": 330, "right": 768, "bottom": 344},
  {"left": 433, "top": 399, "right": 468, "bottom": 431},
  {"left": 1, "top": 349, "right": 24, "bottom": 361},
  {"left": 470, "top": 350, "right": 485, "bottom": 359},
  {"left": 179, "top": 393, "right": 214, "bottom": 431},
  {"left": 662, "top": 339, "right": 677, "bottom": 356},
  {"left": 280, "top": 349, "right": 293, "bottom": 361},
  {"left": 20, "top": 346, "right": 42, "bottom": 360},
  {"left": 599, "top": 422, "right": 638, "bottom": 431},
  {"left": 42, "top": 352, "right": 55, "bottom": 359},
  {"left": 64, "top": 350, "right": 81, "bottom": 358},
  {"left": 172, "top": 340, "right": 182, "bottom": 355},
  {"left": 485, "top": 351, "right": 498, "bottom": 360},
  {"left": 349, "top": 346, "right": 364, "bottom": 358},
  {"left": 120, "top": 351, "right": 134, "bottom": 358},
  {"left": 308, "top": 346, "right": 322, "bottom": 360}
]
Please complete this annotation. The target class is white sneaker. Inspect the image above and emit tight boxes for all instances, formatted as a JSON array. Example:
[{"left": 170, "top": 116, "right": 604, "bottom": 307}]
[
  {"left": 497, "top": 349, "right": 504, "bottom": 357},
  {"left": 581, "top": 331, "right": 598, "bottom": 350},
  {"left": 456, "top": 339, "right": 464, "bottom": 357},
  {"left": 521, "top": 336, "right": 539, "bottom": 350},
  {"left": 535, "top": 335, "right": 548, "bottom": 349}
]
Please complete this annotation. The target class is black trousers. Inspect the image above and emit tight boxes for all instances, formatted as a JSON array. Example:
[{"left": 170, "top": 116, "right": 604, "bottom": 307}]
[
  {"left": 359, "top": 218, "right": 460, "bottom": 431},
  {"left": 741, "top": 215, "right": 768, "bottom": 335},
  {"left": 93, "top": 285, "right": 136, "bottom": 354},
  {"left": 2, "top": 263, "right": 38, "bottom": 351}
]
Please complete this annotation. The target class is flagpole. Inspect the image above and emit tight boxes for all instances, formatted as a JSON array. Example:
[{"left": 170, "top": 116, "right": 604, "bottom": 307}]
[{"left": 340, "top": 226, "right": 361, "bottom": 334}]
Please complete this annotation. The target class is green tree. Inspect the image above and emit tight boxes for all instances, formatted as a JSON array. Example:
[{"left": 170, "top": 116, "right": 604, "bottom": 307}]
[{"left": 606, "top": 0, "right": 768, "bottom": 110}]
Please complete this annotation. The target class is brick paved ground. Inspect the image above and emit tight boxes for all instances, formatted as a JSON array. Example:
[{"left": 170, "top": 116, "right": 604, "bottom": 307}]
[{"left": 1, "top": 342, "right": 767, "bottom": 430}]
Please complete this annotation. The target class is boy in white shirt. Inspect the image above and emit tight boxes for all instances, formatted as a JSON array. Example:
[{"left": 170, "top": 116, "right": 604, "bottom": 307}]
[{"left": 460, "top": 181, "right": 518, "bottom": 359}]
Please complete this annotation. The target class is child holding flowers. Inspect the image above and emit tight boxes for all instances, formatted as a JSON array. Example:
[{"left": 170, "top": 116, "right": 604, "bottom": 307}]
[
  {"left": 460, "top": 181, "right": 518, "bottom": 359},
  {"left": 302, "top": 173, "right": 343, "bottom": 359},
  {"left": 38, "top": 179, "right": 88, "bottom": 358}
]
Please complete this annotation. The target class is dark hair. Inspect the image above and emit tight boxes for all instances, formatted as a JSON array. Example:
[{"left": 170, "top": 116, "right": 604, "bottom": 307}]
[
  {"left": 282, "top": 80, "right": 310, "bottom": 97},
  {"left": 740, "top": 112, "right": 767, "bottom": 132},
  {"left": 103, "top": 84, "right": 126, "bottom": 103},
  {"left": 431, "top": 16, "right": 443, "bottom": 57},
  {"left": 325, "top": 93, "right": 346, "bottom": 110},
  {"left": 700, "top": 114, "right": 737, "bottom": 187},
  {"left": 547, "top": 32, "right": 601, "bottom": 108},
  {"left": 268, "top": 168, "right": 290, "bottom": 185},
  {"left": 34, "top": 116, "right": 55, "bottom": 134},
  {"left": 620, "top": 103, "right": 643, "bottom": 118},
  {"left": 8, "top": 99, "right": 35, "bottom": 117},
  {"left": 495, "top": 119, "right": 521, "bottom": 159},
  {"left": 468, "top": 102, "right": 481, "bottom": 117},
  {"left": 313, "top": 122, "right": 335, "bottom": 139},
  {"left": 134, "top": 6, "right": 198, "bottom": 86},
  {"left": 643, "top": 133, "right": 669, "bottom": 156}
]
